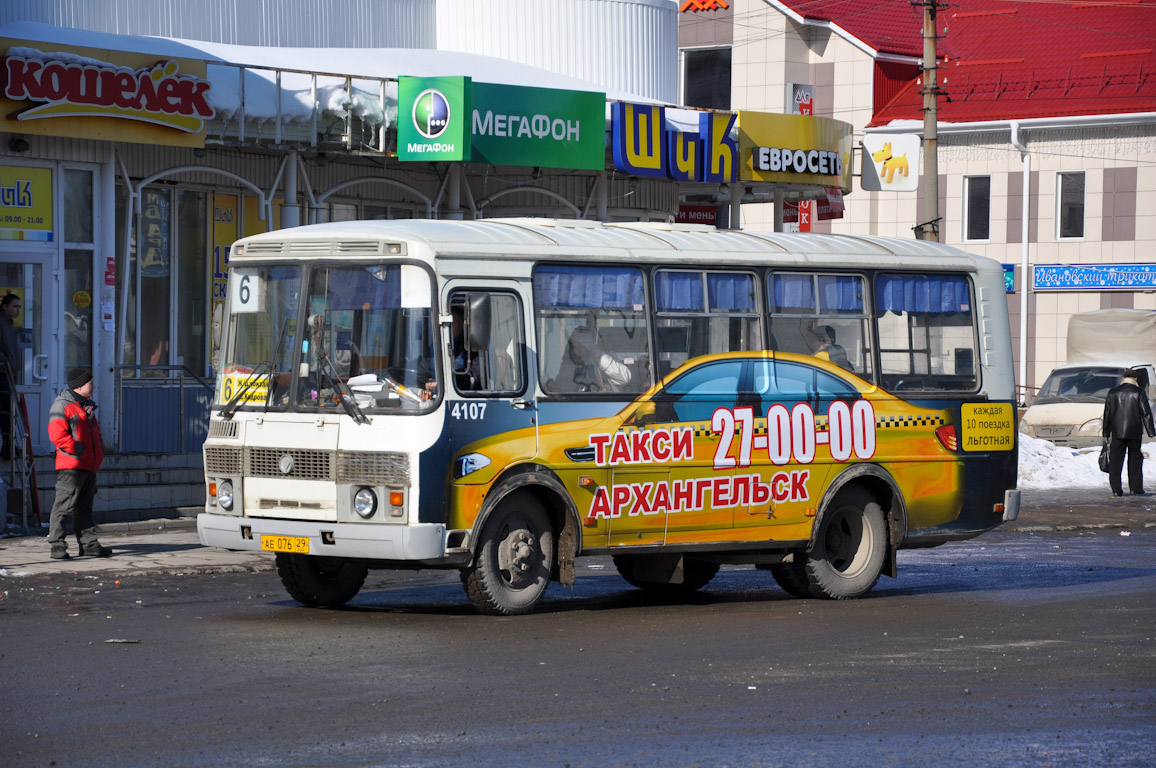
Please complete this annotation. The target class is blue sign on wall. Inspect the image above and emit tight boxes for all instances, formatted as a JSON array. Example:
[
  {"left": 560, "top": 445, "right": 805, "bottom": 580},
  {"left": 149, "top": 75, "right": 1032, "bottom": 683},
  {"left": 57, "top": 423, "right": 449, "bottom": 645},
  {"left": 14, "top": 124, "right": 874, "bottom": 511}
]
[
  {"left": 1001, "top": 263, "right": 1015, "bottom": 293},
  {"left": 1032, "top": 263, "right": 1156, "bottom": 291}
]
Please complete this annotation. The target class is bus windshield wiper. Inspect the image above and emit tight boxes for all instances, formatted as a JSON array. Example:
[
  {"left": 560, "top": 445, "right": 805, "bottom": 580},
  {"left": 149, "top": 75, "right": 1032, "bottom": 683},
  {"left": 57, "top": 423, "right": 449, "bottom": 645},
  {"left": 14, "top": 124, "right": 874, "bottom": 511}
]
[
  {"left": 220, "top": 359, "right": 274, "bottom": 420},
  {"left": 316, "top": 353, "right": 370, "bottom": 425},
  {"left": 221, "top": 319, "right": 290, "bottom": 420}
]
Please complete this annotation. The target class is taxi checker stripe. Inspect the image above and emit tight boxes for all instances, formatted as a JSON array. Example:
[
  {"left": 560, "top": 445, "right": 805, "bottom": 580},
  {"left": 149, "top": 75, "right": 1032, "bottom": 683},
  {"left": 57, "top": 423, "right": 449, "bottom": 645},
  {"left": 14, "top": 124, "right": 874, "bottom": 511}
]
[{"left": 876, "top": 414, "right": 944, "bottom": 428}]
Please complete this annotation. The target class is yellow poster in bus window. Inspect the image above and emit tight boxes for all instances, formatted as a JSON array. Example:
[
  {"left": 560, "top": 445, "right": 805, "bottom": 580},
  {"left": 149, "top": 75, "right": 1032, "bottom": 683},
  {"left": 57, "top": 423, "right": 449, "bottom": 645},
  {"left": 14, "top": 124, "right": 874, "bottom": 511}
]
[{"left": 0, "top": 166, "right": 53, "bottom": 241}]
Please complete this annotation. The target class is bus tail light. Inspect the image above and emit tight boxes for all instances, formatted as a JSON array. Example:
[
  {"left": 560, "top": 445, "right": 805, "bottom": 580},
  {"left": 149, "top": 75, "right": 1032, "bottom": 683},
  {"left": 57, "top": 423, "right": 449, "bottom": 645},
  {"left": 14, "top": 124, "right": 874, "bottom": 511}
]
[{"left": 935, "top": 424, "right": 959, "bottom": 452}]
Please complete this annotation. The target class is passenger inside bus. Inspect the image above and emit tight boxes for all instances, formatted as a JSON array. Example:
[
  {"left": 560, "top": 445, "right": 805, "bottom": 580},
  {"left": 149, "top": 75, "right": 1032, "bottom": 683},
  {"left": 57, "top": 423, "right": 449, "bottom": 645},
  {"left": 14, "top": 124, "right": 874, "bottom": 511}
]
[
  {"left": 559, "top": 312, "right": 632, "bottom": 393},
  {"left": 808, "top": 324, "right": 853, "bottom": 372}
]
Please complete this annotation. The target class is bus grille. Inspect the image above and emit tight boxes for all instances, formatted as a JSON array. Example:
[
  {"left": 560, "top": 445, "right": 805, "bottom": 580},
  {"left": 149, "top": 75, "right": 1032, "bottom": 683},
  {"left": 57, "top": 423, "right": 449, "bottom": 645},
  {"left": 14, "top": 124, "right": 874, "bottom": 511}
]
[
  {"left": 208, "top": 420, "right": 239, "bottom": 439},
  {"left": 204, "top": 446, "right": 241, "bottom": 475},
  {"left": 337, "top": 451, "right": 411, "bottom": 487},
  {"left": 248, "top": 448, "right": 332, "bottom": 480}
]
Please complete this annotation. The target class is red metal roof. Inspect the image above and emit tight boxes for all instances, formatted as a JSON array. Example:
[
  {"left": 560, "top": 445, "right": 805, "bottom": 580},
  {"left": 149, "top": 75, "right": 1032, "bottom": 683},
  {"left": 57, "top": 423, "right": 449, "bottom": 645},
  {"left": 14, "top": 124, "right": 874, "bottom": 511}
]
[
  {"left": 778, "top": 0, "right": 1156, "bottom": 124},
  {"left": 785, "top": 0, "right": 925, "bottom": 57}
]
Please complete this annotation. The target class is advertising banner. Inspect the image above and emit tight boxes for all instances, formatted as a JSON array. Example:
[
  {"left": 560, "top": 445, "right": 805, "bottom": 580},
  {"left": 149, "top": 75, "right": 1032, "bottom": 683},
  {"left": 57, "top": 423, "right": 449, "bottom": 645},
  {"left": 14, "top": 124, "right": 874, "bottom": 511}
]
[
  {"left": 861, "top": 134, "right": 921, "bottom": 192},
  {"left": 611, "top": 103, "right": 737, "bottom": 183},
  {"left": 212, "top": 194, "right": 238, "bottom": 312},
  {"left": 737, "top": 111, "right": 853, "bottom": 192},
  {"left": 398, "top": 76, "right": 471, "bottom": 162},
  {"left": 0, "top": 165, "right": 52, "bottom": 241},
  {"left": 1032, "top": 263, "right": 1156, "bottom": 291},
  {"left": 471, "top": 83, "right": 604, "bottom": 170},
  {"left": 1, "top": 38, "right": 213, "bottom": 147}
]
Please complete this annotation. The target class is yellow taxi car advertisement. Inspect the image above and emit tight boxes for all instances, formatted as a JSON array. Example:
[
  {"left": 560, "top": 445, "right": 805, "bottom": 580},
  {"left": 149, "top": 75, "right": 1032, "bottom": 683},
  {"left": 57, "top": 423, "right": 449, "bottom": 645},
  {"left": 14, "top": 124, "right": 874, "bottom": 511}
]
[{"left": 448, "top": 352, "right": 1016, "bottom": 551}]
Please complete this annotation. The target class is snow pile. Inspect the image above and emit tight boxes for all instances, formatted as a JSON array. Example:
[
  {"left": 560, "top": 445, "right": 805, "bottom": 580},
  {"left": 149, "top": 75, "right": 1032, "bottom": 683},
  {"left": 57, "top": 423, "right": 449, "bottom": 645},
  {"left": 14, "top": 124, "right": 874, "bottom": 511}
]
[{"left": 1017, "top": 434, "right": 1156, "bottom": 490}]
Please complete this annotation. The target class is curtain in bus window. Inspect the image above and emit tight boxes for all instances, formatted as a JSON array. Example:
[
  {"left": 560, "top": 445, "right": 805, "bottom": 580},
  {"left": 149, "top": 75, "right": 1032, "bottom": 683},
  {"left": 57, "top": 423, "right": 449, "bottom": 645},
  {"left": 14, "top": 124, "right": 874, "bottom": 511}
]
[
  {"left": 322, "top": 266, "right": 401, "bottom": 310},
  {"left": 707, "top": 273, "right": 756, "bottom": 312},
  {"left": 817, "top": 275, "right": 864, "bottom": 314},
  {"left": 533, "top": 266, "right": 644, "bottom": 308},
  {"left": 876, "top": 274, "right": 970, "bottom": 315},
  {"left": 771, "top": 273, "right": 814, "bottom": 312},
  {"left": 655, "top": 271, "right": 703, "bottom": 312}
]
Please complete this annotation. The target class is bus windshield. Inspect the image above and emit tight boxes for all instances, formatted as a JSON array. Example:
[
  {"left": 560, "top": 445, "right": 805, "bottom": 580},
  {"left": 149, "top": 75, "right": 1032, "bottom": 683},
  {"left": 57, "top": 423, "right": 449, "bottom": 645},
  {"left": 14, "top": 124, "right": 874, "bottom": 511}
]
[
  {"left": 297, "top": 264, "right": 437, "bottom": 412},
  {"left": 219, "top": 262, "right": 438, "bottom": 412}
]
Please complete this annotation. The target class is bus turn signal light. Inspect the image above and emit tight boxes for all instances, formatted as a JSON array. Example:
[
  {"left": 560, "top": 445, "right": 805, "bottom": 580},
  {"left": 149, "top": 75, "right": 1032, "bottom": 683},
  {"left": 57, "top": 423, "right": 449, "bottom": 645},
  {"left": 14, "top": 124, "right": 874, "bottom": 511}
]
[{"left": 935, "top": 424, "right": 959, "bottom": 452}]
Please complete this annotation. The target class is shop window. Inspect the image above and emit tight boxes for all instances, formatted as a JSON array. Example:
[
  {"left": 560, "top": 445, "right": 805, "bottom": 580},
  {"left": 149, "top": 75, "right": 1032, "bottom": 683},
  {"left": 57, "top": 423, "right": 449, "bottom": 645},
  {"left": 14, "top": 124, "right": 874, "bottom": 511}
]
[
  {"left": 682, "top": 47, "right": 731, "bottom": 111},
  {"left": 177, "top": 190, "right": 207, "bottom": 375},
  {"left": 117, "top": 187, "right": 209, "bottom": 378},
  {"left": 64, "top": 169, "right": 93, "bottom": 244},
  {"left": 1057, "top": 171, "right": 1085, "bottom": 239},
  {"left": 964, "top": 175, "right": 990, "bottom": 242},
  {"left": 63, "top": 250, "right": 93, "bottom": 372}
]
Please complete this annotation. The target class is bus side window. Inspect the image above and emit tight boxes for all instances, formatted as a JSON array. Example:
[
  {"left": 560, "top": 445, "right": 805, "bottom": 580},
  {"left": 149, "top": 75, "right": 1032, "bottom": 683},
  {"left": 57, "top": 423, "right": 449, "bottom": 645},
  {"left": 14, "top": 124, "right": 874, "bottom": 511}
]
[{"left": 449, "top": 290, "right": 525, "bottom": 396}]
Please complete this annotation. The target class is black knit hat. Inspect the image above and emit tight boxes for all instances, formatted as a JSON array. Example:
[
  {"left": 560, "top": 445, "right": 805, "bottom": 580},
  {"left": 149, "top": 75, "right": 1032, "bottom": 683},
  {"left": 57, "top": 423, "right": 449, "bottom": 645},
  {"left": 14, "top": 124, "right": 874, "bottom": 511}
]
[{"left": 67, "top": 367, "right": 93, "bottom": 389}]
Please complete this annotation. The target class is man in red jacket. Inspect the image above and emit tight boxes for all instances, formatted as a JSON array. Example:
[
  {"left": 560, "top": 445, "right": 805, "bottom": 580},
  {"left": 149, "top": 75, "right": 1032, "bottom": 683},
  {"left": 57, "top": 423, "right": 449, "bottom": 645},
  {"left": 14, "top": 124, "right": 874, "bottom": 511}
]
[{"left": 46, "top": 367, "right": 110, "bottom": 559}]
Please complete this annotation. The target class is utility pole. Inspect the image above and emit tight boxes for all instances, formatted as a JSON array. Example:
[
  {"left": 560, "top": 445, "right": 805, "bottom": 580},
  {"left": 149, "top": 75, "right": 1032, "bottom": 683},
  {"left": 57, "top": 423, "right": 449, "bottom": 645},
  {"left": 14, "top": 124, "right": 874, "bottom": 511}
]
[{"left": 916, "top": 0, "right": 941, "bottom": 241}]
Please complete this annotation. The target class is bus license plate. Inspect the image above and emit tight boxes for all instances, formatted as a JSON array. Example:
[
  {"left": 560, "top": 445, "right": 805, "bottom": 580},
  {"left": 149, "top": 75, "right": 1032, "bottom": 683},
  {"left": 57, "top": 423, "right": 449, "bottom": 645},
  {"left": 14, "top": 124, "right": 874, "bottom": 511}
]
[{"left": 260, "top": 535, "right": 310, "bottom": 554}]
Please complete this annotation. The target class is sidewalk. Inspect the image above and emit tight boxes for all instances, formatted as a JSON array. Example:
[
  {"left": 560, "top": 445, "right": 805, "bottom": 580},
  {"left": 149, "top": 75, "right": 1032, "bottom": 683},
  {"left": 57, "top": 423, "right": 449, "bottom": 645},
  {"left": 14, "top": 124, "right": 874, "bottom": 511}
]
[{"left": 1, "top": 489, "right": 1154, "bottom": 579}]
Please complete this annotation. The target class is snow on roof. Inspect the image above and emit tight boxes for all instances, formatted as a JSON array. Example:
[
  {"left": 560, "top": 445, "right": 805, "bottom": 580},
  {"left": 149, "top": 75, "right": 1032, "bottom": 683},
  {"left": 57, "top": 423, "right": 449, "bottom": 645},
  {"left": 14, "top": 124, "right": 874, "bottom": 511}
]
[{"left": 0, "top": 20, "right": 662, "bottom": 132}]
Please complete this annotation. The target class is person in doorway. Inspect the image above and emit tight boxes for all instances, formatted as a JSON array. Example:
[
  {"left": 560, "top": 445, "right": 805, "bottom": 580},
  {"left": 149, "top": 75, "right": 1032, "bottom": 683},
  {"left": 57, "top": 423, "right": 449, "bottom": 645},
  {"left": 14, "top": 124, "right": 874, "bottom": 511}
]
[
  {"left": 46, "top": 368, "right": 111, "bottom": 559},
  {"left": 1102, "top": 368, "right": 1155, "bottom": 497},
  {"left": 0, "top": 293, "right": 22, "bottom": 459}
]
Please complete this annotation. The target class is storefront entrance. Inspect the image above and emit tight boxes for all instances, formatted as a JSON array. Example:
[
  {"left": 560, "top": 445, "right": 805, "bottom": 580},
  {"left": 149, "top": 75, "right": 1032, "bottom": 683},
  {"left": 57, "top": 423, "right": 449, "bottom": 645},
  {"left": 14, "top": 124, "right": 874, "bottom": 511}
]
[{"left": 0, "top": 253, "right": 56, "bottom": 454}]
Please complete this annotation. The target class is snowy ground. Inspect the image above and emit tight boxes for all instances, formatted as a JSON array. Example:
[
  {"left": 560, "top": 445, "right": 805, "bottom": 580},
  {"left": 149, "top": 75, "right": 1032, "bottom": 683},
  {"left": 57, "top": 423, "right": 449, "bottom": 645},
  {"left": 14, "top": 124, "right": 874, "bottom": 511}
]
[{"left": 1018, "top": 434, "right": 1156, "bottom": 490}]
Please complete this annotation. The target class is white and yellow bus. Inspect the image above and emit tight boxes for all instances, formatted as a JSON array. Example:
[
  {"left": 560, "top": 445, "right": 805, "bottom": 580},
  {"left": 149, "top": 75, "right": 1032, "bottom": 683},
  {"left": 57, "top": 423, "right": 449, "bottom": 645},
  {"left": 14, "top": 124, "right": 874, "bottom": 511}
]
[{"left": 199, "top": 219, "right": 1020, "bottom": 615}]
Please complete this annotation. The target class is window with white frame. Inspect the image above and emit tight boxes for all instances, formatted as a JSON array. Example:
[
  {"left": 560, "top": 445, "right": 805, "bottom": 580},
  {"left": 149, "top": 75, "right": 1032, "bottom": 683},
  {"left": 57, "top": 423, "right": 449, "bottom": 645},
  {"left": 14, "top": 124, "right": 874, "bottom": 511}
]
[
  {"left": 1057, "top": 171, "right": 1085, "bottom": 239},
  {"left": 963, "top": 175, "right": 990, "bottom": 241}
]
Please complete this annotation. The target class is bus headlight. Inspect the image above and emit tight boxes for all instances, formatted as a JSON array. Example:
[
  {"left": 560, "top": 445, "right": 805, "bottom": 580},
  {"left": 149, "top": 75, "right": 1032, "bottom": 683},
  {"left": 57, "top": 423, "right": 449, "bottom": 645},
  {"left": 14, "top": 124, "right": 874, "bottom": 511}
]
[
  {"left": 218, "top": 480, "right": 234, "bottom": 511},
  {"left": 454, "top": 452, "right": 491, "bottom": 479},
  {"left": 354, "top": 487, "right": 378, "bottom": 519}
]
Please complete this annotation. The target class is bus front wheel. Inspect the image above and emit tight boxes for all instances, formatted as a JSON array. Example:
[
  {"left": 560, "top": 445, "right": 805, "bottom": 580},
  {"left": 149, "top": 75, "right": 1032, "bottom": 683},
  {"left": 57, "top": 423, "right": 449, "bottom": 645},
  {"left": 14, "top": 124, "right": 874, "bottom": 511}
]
[
  {"left": 462, "top": 492, "right": 555, "bottom": 616},
  {"left": 804, "top": 486, "right": 887, "bottom": 600},
  {"left": 275, "top": 553, "right": 368, "bottom": 607}
]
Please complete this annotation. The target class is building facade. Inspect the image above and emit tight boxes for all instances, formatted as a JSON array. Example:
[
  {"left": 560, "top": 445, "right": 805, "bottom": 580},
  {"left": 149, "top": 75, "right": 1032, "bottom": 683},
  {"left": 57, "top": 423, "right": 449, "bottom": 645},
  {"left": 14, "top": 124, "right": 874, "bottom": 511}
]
[{"left": 680, "top": 0, "right": 1156, "bottom": 393}]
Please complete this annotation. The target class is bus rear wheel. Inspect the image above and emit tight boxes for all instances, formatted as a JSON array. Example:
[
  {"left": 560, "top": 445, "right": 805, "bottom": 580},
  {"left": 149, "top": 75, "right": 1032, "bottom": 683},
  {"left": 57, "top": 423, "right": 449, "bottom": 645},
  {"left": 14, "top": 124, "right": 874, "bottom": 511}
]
[
  {"left": 462, "top": 492, "right": 555, "bottom": 616},
  {"left": 803, "top": 486, "right": 886, "bottom": 600},
  {"left": 275, "top": 553, "right": 368, "bottom": 607}
]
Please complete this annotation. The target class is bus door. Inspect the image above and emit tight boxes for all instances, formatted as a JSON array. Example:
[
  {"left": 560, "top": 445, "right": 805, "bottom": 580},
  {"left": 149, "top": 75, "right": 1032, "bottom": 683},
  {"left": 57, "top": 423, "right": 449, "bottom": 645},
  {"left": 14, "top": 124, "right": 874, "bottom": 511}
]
[
  {"left": 641, "top": 358, "right": 745, "bottom": 547},
  {"left": 737, "top": 358, "right": 851, "bottom": 536},
  {"left": 441, "top": 285, "right": 537, "bottom": 459}
]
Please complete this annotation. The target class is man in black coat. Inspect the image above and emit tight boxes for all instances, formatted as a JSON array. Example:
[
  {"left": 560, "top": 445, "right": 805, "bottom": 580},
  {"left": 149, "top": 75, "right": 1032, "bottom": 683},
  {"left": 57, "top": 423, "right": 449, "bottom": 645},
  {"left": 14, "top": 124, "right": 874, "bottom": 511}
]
[{"left": 1102, "top": 368, "right": 1156, "bottom": 496}]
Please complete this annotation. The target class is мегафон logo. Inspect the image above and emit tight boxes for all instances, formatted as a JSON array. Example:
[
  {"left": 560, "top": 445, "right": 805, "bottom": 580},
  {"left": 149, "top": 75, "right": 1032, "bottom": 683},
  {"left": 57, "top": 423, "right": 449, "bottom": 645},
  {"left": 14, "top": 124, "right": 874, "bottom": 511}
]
[{"left": 412, "top": 89, "right": 451, "bottom": 139}]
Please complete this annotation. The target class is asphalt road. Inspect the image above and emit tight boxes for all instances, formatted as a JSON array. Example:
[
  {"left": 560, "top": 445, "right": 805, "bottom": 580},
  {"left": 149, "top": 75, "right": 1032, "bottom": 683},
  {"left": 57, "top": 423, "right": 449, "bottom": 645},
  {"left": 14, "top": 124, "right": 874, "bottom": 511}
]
[{"left": 3, "top": 522, "right": 1154, "bottom": 768}]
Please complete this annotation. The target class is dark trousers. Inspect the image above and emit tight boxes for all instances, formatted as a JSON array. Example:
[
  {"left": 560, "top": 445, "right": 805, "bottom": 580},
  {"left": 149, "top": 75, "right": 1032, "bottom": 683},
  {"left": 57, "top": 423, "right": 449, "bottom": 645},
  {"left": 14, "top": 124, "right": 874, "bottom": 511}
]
[
  {"left": 1108, "top": 437, "right": 1145, "bottom": 495},
  {"left": 48, "top": 469, "right": 100, "bottom": 550}
]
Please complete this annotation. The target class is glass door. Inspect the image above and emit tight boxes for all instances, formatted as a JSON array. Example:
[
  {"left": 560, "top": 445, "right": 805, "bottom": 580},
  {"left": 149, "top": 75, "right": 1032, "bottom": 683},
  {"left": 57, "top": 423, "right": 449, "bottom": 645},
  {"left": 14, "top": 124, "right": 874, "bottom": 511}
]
[{"left": 0, "top": 254, "right": 55, "bottom": 454}]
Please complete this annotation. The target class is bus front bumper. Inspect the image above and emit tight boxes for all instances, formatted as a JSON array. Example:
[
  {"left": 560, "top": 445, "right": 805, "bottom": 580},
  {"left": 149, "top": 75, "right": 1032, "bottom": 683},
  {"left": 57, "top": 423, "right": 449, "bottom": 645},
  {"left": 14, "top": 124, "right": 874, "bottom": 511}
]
[{"left": 198, "top": 513, "right": 448, "bottom": 562}]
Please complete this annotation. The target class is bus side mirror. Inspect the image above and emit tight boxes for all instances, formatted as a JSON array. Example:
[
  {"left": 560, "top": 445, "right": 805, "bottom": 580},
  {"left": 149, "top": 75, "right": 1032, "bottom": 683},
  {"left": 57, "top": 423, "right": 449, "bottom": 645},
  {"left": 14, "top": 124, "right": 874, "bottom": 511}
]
[{"left": 466, "top": 293, "right": 491, "bottom": 350}]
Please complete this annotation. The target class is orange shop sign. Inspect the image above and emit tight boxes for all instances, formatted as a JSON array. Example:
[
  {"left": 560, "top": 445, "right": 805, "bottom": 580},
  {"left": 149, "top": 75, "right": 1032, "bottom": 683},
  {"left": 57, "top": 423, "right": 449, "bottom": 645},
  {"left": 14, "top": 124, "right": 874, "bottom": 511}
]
[
  {"left": 1, "top": 39, "right": 214, "bottom": 147},
  {"left": 681, "top": 1, "right": 729, "bottom": 10}
]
